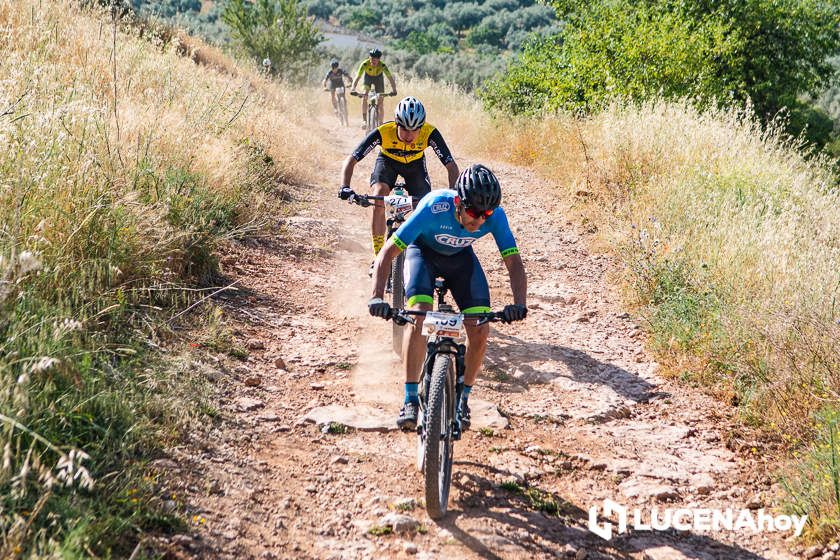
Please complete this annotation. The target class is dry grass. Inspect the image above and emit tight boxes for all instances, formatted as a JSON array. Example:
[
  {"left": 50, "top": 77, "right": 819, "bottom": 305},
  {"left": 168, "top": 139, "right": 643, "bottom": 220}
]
[
  {"left": 398, "top": 79, "right": 840, "bottom": 538},
  {"left": 0, "top": 0, "right": 327, "bottom": 554}
]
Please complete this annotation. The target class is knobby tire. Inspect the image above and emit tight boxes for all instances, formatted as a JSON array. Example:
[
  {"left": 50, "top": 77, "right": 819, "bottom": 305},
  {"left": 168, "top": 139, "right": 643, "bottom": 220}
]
[
  {"left": 424, "top": 353, "right": 454, "bottom": 519},
  {"left": 367, "top": 101, "right": 378, "bottom": 134},
  {"left": 338, "top": 95, "right": 348, "bottom": 127},
  {"left": 390, "top": 252, "right": 405, "bottom": 356}
]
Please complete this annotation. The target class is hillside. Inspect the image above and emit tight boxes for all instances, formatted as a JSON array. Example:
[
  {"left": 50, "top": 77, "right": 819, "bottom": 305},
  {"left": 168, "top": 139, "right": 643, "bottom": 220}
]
[
  {"left": 3, "top": 0, "right": 840, "bottom": 556},
  {"left": 0, "top": 0, "right": 323, "bottom": 554}
]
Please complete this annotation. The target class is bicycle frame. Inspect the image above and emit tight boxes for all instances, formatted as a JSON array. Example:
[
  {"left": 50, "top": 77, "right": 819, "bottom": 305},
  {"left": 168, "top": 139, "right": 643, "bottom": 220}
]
[
  {"left": 388, "top": 286, "right": 501, "bottom": 519},
  {"left": 351, "top": 91, "right": 395, "bottom": 132}
]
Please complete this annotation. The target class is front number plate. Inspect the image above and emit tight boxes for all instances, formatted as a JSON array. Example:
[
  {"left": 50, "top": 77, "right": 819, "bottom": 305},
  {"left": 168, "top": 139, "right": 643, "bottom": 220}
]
[
  {"left": 384, "top": 194, "right": 413, "bottom": 218},
  {"left": 423, "top": 312, "right": 464, "bottom": 339}
]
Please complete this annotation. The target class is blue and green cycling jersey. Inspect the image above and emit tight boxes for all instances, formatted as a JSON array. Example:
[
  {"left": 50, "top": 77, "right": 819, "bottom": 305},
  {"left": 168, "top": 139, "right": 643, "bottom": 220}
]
[{"left": 391, "top": 189, "right": 519, "bottom": 258}]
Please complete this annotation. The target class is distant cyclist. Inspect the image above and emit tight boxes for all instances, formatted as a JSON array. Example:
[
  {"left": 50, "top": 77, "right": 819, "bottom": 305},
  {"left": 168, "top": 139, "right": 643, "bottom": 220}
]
[
  {"left": 351, "top": 48, "right": 397, "bottom": 128},
  {"left": 367, "top": 164, "right": 528, "bottom": 429},
  {"left": 339, "top": 97, "right": 459, "bottom": 267},
  {"left": 323, "top": 59, "right": 351, "bottom": 116}
]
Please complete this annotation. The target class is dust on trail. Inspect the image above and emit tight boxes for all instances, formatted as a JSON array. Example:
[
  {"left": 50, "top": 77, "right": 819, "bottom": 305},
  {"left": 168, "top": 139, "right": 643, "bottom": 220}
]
[{"left": 158, "top": 104, "right": 806, "bottom": 560}]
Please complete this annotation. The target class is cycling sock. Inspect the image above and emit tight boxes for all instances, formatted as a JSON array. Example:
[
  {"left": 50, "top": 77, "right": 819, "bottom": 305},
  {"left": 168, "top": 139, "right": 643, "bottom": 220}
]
[
  {"left": 372, "top": 235, "right": 385, "bottom": 255},
  {"left": 461, "top": 385, "right": 472, "bottom": 405},
  {"left": 404, "top": 383, "right": 419, "bottom": 404}
]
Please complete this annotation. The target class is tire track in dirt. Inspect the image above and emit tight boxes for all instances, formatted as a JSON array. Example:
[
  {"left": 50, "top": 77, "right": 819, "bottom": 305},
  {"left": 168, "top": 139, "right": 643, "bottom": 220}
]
[{"left": 162, "top": 107, "right": 802, "bottom": 560}]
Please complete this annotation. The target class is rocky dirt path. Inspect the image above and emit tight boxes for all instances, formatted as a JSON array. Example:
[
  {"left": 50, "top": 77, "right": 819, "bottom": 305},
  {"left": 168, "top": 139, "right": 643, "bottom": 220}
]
[{"left": 156, "top": 108, "right": 813, "bottom": 560}]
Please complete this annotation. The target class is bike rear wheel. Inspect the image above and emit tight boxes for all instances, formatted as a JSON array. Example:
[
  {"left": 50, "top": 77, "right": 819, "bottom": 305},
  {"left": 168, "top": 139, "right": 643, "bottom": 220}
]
[
  {"left": 423, "top": 353, "right": 455, "bottom": 520},
  {"left": 390, "top": 251, "right": 405, "bottom": 356}
]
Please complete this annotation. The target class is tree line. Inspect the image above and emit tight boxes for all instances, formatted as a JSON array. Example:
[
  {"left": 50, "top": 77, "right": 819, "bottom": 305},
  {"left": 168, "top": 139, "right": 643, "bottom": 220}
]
[{"left": 481, "top": 0, "right": 840, "bottom": 155}]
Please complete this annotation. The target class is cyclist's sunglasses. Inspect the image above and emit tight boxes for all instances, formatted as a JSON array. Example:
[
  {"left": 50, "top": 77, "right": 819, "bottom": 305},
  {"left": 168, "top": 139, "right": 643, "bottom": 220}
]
[{"left": 463, "top": 206, "right": 494, "bottom": 220}]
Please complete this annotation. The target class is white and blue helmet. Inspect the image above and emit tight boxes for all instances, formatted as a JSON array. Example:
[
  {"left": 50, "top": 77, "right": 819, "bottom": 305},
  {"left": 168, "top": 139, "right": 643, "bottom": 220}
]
[{"left": 394, "top": 96, "right": 426, "bottom": 131}]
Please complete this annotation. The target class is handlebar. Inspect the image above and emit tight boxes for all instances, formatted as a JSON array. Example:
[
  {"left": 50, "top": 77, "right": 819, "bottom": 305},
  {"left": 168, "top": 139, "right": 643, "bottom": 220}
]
[
  {"left": 350, "top": 91, "right": 397, "bottom": 97},
  {"left": 339, "top": 187, "right": 420, "bottom": 208},
  {"left": 387, "top": 309, "right": 505, "bottom": 327}
]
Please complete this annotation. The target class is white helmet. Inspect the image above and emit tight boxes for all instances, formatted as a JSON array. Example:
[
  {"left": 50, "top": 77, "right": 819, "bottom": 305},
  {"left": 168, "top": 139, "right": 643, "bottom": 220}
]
[{"left": 394, "top": 96, "right": 426, "bottom": 131}]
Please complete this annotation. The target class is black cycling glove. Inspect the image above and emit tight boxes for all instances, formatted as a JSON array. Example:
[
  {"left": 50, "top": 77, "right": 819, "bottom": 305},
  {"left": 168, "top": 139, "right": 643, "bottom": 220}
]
[
  {"left": 338, "top": 186, "right": 353, "bottom": 200},
  {"left": 501, "top": 304, "right": 528, "bottom": 323},
  {"left": 368, "top": 297, "right": 391, "bottom": 319}
]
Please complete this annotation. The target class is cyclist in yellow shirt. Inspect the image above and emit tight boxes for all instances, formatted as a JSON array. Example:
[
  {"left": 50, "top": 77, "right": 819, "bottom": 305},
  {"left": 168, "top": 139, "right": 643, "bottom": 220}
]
[
  {"left": 339, "top": 97, "right": 459, "bottom": 267},
  {"left": 351, "top": 48, "right": 397, "bottom": 128}
]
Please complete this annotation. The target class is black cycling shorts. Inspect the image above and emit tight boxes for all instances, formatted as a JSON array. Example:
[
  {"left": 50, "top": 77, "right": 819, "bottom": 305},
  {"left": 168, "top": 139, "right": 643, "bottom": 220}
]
[
  {"left": 328, "top": 79, "right": 346, "bottom": 91},
  {"left": 363, "top": 73, "right": 385, "bottom": 93},
  {"left": 404, "top": 244, "right": 491, "bottom": 312},
  {"left": 370, "top": 154, "right": 431, "bottom": 198}
]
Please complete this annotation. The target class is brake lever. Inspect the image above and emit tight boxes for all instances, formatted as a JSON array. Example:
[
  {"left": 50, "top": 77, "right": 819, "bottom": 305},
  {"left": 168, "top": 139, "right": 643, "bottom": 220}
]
[
  {"left": 391, "top": 312, "right": 415, "bottom": 326},
  {"left": 476, "top": 313, "right": 503, "bottom": 326}
]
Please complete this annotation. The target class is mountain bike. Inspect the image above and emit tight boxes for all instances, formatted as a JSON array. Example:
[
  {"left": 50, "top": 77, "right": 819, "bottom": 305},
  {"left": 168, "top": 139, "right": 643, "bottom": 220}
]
[
  {"left": 325, "top": 87, "right": 349, "bottom": 127},
  {"left": 339, "top": 184, "right": 419, "bottom": 355},
  {"left": 351, "top": 91, "right": 395, "bottom": 133},
  {"left": 387, "top": 285, "right": 503, "bottom": 519}
]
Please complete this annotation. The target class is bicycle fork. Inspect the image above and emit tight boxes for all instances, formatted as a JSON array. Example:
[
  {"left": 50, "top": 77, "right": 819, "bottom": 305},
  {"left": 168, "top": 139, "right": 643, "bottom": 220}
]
[{"left": 419, "top": 342, "right": 467, "bottom": 442}]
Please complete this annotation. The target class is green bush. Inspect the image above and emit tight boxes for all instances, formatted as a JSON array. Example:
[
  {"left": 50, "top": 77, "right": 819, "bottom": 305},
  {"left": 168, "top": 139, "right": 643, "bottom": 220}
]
[
  {"left": 483, "top": 0, "right": 840, "bottom": 147},
  {"left": 222, "top": 0, "right": 322, "bottom": 80}
]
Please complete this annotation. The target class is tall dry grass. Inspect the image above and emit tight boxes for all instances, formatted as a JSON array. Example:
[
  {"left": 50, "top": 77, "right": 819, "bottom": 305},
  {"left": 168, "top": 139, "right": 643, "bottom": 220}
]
[
  {"left": 400, "top": 76, "right": 840, "bottom": 538},
  {"left": 0, "top": 0, "right": 326, "bottom": 554}
]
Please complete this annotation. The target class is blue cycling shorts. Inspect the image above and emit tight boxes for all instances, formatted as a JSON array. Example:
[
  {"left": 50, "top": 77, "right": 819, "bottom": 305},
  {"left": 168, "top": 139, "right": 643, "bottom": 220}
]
[{"left": 403, "top": 243, "right": 491, "bottom": 313}]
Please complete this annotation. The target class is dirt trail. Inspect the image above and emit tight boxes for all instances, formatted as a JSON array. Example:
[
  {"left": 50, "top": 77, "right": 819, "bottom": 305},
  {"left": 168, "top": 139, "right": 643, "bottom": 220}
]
[{"left": 161, "top": 106, "right": 807, "bottom": 560}]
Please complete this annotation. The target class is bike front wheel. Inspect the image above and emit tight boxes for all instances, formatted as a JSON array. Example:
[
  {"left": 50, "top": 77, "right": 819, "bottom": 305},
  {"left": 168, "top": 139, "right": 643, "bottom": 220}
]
[
  {"left": 368, "top": 102, "right": 379, "bottom": 132},
  {"left": 423, "top": 352, "right": 455, "bottom": 520},
  {"left": 338, "top": 95, "right": 348, "bottom": 126}
]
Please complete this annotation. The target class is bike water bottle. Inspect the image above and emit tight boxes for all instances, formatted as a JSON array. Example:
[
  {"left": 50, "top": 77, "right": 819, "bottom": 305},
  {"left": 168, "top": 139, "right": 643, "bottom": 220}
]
[{"left": 393, "top": 186, "right": 406, "bottom": 197}]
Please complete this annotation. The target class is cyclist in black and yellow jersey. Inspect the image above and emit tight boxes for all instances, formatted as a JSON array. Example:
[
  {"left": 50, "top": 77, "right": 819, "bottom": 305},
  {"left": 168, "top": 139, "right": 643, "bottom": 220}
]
[
  {"left": 351, "top": 48, "right": 397, "bottom": 128},
  {"left": 323, "top": 59, "right": 351, "bottom": 116},
  {"left": 339, "top": 96, "right": 459, "bottom": 264}
]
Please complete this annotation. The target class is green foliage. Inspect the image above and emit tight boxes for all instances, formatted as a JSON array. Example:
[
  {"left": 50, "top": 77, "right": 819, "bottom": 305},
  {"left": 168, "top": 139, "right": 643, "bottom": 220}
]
[
  {"left": 327, "top": 422, "right": 349, "bottom": 434},
  {"left": 342, "top": 5, "right": 381, "bottom": 31},
  {"left": 392, "top": 48, "right": 509, "bottom": 92},
  {"left": 308, "top": 0, "right": 556, "bottom": 90},
  {"left": 392, "top": 28, "right": 455, "bottom": 55},
  {"left": 466, "top": 20, "right": 504, "bottom": 48},
  {"left": 782, "top": 406, "right": 840, "bottom": 540},
  {"left": 499, "top": 480, "right": 523, "bottom": 492},
  {"left": 130, "top": 0, "right": 227, "bottom": 43},
  {"left": 443, "top": 2, "right": 488, "bottom": 35},
  {"left": 222, "top": 0, "right": 322, "bottom": 80},
  {"left": 484, "top": 0, "right": 840, "bottom": 148},
  {"left": 367, "top": 524, "right": 393, "bottom": 536}
]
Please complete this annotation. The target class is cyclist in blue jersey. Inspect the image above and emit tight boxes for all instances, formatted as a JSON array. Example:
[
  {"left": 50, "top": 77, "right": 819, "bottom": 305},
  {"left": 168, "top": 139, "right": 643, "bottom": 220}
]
[{"left": 367, "top": 164, "right": 528, "bottom": 430}]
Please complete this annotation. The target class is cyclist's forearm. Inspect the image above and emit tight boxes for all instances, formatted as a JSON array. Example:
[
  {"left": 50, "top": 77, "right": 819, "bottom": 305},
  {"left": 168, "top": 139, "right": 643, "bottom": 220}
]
[
  {"left": 504, "top": 253, "right": 527, "bottom": 306},
  {"left": 388, "top": 76, "right": 397, "bottom": 92},
  {"left": 371, "top": 241, "right": 401, "bottom": 298},
  {"left": 445, "top": 162, "right": 459, "bottom": 188},
  {"left": 340, "top": 156, "right": 357, "bottom": 187}
]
